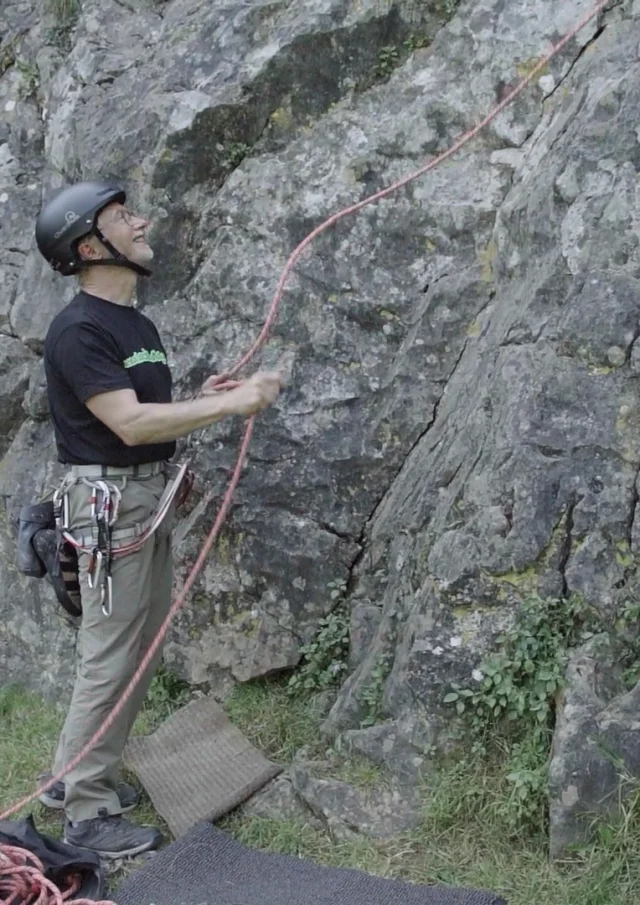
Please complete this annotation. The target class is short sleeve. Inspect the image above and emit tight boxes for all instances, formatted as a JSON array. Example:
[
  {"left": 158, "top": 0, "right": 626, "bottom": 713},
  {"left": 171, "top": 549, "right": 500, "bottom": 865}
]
[{"left": 51, "top": 323, "right": 133, "bottom": 403}]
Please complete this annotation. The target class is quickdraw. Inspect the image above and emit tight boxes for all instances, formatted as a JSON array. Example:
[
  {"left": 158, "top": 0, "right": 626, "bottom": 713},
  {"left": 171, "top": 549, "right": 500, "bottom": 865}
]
[{"left": 86, "top": 480, "right": 120, "bottom": 615}]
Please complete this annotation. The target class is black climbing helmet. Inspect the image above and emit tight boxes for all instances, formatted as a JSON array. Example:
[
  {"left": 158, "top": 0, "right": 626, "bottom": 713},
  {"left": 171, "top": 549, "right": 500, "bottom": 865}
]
[{"left": 34, "top": 180, "right": 151, "bottom": 277}]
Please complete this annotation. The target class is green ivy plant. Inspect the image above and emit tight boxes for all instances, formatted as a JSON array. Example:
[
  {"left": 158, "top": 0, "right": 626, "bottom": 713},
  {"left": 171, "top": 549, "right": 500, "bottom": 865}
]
[
  {"left": 287, "top": 580, "right": 350, "bottom": 697},
  {"left": 443, "top": 595, "right": 613, "bottom": 832},
  {"left": 376, "top": 45, "right": 399, "bottom": 78},
  {"left": 445, "top": 596, "right": 591, "bottom": 727}
]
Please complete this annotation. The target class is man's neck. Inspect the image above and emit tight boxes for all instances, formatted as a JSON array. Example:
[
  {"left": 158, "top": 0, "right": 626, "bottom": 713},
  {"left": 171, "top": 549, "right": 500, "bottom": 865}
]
[{"left": 79, "top": 267, "right": 138, "bottom": 306}]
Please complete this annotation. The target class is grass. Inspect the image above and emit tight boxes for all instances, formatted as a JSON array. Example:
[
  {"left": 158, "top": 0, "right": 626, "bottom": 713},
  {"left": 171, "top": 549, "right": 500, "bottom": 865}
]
[
  {"left": 2, "top": 675, "right": 640, "bottom": 904},
  {"left": 44, "top": 0, "right": 81, "bottom": 23},
  {"left": 0, "top": 685, "right": 65, "bottom": 835},
  {"left": 222, "top": 678, "right": 329, "bottom": 761}
]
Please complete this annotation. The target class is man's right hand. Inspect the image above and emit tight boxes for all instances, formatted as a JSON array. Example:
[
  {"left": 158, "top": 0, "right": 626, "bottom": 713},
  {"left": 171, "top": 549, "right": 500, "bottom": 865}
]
[{"left": 226, "top": 371, "right": 284, "bottom": 416}]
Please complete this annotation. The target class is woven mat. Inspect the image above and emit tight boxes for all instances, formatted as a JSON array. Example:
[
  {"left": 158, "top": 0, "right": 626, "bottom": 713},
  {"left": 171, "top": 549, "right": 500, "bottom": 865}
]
[
  {"left": 115, "top": 819, "right": 508, "bottom": 905},
  {"left": 123, "top": 696, "right": 281, "bottom": 838}
]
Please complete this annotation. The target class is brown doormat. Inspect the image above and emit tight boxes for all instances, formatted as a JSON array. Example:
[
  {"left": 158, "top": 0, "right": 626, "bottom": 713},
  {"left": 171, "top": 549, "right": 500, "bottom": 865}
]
[{"left": 123, "top": 695, "right": 282, "bottom": 838}]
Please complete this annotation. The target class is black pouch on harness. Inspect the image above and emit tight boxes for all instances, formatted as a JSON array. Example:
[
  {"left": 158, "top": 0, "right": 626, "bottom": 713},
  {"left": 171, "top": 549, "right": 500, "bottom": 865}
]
[
  {"left": 17, "top": 501, "right": 82, "bottom": 620},
  {"left": 17, "top": 501, "right": 54, "bottom": 577}
]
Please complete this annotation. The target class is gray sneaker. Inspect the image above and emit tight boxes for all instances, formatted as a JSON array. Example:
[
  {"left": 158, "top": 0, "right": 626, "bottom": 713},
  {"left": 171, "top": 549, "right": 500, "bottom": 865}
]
[
  {"left": 64, "top": 810, "right": 163, "bottom": 859},
  {"left": 38, "top": 773, "right": 140, "bottom": 812}
]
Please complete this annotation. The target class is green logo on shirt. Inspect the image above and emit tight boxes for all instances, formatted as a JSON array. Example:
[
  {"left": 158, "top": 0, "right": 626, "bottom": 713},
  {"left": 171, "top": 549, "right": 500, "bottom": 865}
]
[{"left": 123, "top": 348, "right": 167, "bottom": 369}]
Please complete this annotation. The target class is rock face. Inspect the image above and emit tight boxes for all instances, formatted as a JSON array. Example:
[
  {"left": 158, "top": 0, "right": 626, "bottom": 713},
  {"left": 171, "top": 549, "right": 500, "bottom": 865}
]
[
  {"left": 549, "top": 635, "right": 640, "bottom": 858},
  {"left": 289, "top": 766, "right": 420, "bottom": 839},
  {"left": 1, "top": 0, "right": 640, "bottom": 842}
]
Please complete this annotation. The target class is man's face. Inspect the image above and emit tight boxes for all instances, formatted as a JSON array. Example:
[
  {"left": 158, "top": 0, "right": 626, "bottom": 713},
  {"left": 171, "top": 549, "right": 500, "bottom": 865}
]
[{"left": 80, "top": 202, "right": 154, "bottom": 266}]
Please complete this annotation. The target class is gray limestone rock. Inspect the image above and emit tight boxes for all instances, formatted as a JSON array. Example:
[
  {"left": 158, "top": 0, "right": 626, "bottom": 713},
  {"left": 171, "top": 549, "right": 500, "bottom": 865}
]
[
  {"left": 336, "top": 717, "right": 430, "bottom": 783},
  {"left": 548, "top": 634, "right": 640, "bottom": 858},
  {"left": 348, "top": 603, "right": 382, "bottom": 670},
  {"left": 0, "top": 421, "right": 75, "bottom": 699},
  {"left": 241, "top": 774, "right": 325, "bottom": 829},
  {"left": 1, "top": 0, "right": 640, "bottom": 849},
  {"left": 289, "top": 766, "right": 420, "bottom": 840}
]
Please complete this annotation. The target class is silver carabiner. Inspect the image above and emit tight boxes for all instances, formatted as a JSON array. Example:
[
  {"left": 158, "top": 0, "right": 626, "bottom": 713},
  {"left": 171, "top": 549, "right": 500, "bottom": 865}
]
[
  {"left": 62, "top": 490, "right": 70, "bottom": 530},
  {"left": 101, "top": 575, "right": 113, "bottom": 617},
  {"left": 95, "top": 481, "right": 111, "bottom": 520},
  {"left": 88, "top": 549, "right": 102, "bottom": 589},
  {"left": 108, "top": 483, "right": 122, "bottom": 526},
  {"left": 52, "top": 484, "right": 70, "bottom": 531}
]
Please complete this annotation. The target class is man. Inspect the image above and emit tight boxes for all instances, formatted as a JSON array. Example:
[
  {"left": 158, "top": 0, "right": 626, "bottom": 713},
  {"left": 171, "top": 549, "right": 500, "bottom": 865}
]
[{"left": 33, "top": 180, "right": 282, "bottom": 859}]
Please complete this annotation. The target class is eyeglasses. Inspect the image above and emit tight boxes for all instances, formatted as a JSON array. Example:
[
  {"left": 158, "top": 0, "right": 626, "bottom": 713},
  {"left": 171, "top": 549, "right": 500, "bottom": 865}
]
[{"left": 107, "top": 208, "right": 146, "bottom": 227}]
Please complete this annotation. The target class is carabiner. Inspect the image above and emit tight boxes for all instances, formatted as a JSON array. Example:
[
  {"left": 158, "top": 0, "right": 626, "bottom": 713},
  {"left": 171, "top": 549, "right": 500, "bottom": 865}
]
[
  {"left": 101, "top": 574, "right": 113, "bottom": 618},
  {"left": 108, "top": 483, "right": 122, "bottom": 526},
  {"left": 88, "top": 549, "right": 103, "bottom": 590},
  {"left": 62, "top": 490, "right": 70, "bottom": 530}
]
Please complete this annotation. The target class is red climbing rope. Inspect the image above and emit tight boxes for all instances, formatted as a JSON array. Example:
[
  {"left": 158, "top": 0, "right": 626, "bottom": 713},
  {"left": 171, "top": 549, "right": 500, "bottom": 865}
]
[
  {"left": 0, "top": 845, "right": 112, "bottom": 905},
  {"left": 0, "top": 1, "right": 612, "bottom": 902}
]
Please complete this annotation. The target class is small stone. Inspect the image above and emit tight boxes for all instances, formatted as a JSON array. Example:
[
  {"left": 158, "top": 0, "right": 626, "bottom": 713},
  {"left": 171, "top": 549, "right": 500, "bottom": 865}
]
[
  {"left": 289, "top": 768, "right": 420, "bottom": 840},
  {"left": 606, "top": 346, "right": 626, "bottom": 367},
  {"left": 538, "top": 74, "right": 556, "bottom": 94},
  {"left": 555, "top": 165, "right": 580, "bottom": 203}
]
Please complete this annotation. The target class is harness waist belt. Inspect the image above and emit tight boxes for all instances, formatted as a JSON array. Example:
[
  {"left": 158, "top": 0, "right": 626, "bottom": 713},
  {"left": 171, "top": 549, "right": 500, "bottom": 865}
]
[{"left": 68, "top": 462, "right": 165, "bottom": 478}]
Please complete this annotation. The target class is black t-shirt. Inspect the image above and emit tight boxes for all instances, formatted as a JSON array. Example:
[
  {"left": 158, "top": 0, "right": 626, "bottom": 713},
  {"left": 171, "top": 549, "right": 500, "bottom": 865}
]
[{"left": 43, "top": 291, "right": 176, "bottom": 466}]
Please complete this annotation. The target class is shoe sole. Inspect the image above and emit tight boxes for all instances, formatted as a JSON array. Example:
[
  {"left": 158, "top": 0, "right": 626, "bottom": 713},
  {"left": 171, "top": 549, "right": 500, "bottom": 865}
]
[
  {"left": 62, "top": 835, "right": 159, "bottom": 860},
  {"left": 40, "top": 795, "right": 137, "bottom": 813}
]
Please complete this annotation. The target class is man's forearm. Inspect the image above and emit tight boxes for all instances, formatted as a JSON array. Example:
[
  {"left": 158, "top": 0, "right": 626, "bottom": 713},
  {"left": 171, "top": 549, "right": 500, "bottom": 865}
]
[{"left": 122, "top": 392, "right": 240, "bottom": 445}]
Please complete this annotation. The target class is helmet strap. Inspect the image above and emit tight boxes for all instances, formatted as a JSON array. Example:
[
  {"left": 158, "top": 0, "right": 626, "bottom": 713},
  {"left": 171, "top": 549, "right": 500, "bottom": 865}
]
[{"left": 88, "top": 225, "right": 152, "bottom": 278}]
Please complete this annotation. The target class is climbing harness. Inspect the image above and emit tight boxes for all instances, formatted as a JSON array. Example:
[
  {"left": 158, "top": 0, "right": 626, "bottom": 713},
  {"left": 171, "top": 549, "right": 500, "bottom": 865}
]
[
  {"left": 50, "top": 461, "right": 190, "bottom": 618},
  {"left": 0, "top": 3, "right": 614, "bottom": 903},
  {"left": 17, "top": 462, "right": 192, "bottom": 620}
]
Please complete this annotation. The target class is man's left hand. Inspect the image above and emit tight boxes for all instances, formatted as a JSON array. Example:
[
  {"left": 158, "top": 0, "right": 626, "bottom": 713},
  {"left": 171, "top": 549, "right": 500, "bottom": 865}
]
[{"left": 199, "top": 375, "right": 221, "bottom": 396}]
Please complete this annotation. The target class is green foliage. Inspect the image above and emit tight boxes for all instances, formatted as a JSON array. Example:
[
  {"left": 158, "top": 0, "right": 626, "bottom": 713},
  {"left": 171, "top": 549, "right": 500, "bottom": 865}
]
[
  {"left": 0, "top": 38, "right": 18, "bottom": 77},
  {"left": 356, "top": 651, "right": 393, "bottom": 727},
  {"left": 140, "top": 663, "right": 192, "bottom": 731},
  {"left": 403, "top": 34, "right": 430, "bottom": 54},
  {"left": 376, "top": 45, "right": 399, "bottom": 78},
  {"left": 5, "top": 678, "right": 640, "bottom": 902},
  {"left": 434, "top": 0, "right": 461, "bottom": 18},
  {"left": 442, "top": 595, "right": 627, "bottom": 834},
  {"left": 374, "top": 33, "right": 432, "bottom": 81},
  {"left": 287, "top": 583, "right": 350, "bottom": 697},
  {"left": 44, "top": 0, "right": 80, "bottom": 53},
  {"left": 16, "top": 60, "right": 39, "bottom": 100},
  {"left": 45, "top": 23, "right": 77, "bottom": 54},
  {"left": 223, "top": 142, "right": 251, "bottom": 170},
  {"left": 223, "top": 677, "right": 326, "bottom": 761}
]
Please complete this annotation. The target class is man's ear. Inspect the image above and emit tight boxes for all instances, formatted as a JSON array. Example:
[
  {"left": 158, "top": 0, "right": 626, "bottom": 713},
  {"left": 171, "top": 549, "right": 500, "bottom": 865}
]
[{"left": 76, "top": 236, "right": 102, "bottom": 262}]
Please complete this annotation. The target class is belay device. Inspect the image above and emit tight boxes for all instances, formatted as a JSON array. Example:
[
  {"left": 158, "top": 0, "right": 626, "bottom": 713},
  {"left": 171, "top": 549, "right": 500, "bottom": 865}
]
[{"left": 17, "top": 499, "right": 82, "bottom": 622}]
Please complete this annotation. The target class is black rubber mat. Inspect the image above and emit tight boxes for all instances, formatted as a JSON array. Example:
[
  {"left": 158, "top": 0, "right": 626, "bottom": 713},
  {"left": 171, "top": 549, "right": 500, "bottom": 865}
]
[{"left": 114, "top": 820, "right": 507, "bottom": 905}]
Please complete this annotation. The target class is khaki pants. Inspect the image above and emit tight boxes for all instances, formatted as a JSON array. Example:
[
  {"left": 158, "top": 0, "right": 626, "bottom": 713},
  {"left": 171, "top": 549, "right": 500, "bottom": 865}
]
[{"left": 52, "top": 470, "right": 174, "bottom": 822}]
